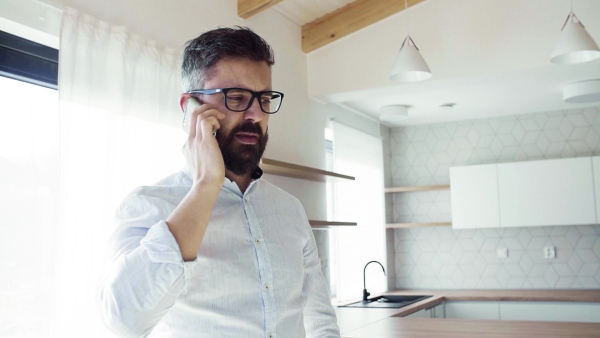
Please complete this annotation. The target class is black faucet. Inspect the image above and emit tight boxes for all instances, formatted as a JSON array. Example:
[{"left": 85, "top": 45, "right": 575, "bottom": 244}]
[{"left": 363, "top": 260, "right": 386, "bottom": 302}]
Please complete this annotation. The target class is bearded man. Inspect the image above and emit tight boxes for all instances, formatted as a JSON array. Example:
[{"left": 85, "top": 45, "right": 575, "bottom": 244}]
[{"left": 97, "top": 27, "right": 340, "bottom": 338}]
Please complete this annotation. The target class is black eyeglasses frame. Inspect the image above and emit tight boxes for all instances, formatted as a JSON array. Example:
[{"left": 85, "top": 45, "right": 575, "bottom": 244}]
[{"left": 186, "top": 87, "right": 284, "bottom": 114}]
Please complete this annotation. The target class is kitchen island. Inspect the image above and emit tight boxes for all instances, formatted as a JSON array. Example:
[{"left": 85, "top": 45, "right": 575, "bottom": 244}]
[{"left": 335, "top": 289, "right": 600, "bottom": 337}]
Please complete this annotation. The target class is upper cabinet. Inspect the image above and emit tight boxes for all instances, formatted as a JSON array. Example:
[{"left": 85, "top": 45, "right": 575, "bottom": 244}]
[
  {"left": 498, "top": 157, "right": 596, "bottom": 227},
  {"left": 450, "top": 156, "right": 598, "bottom": 229},
  {"left": 450, "top": 163, "right": 500, "bottom": 229}
]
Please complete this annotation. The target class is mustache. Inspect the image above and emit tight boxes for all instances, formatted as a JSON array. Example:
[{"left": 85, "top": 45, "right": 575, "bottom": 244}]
[{"left": 231, "top": 120, "right": 264, "bottom": 136}]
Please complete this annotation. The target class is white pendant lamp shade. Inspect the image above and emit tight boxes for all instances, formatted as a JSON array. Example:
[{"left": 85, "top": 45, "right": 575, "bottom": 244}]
[
  {"left": 551, "top": 12, "right": 600, "bottom": 64},
  {"left": 389, "top": 36, "right": 432, "bottom": 82}
]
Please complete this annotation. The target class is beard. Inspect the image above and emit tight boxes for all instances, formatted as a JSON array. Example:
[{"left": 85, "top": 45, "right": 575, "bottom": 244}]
[{"left": 216, "top": 120, "right": 268, "bottom": 176}]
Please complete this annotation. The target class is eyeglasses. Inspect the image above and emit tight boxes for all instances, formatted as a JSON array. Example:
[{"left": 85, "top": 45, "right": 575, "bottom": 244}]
[{"left": 187, "top": 87, "right": 284, "bottom": 114}]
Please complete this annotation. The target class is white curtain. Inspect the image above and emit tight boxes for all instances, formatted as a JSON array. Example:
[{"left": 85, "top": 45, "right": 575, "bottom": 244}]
[
  {"left": 330, "top": 121, "right": 387, "bottom": 302},
  {"left": 0, "top": 8, "right": 186, "bottom": 337}
]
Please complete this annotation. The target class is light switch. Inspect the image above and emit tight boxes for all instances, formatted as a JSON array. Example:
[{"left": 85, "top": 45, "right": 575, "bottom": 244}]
[
  {"left": 497, "top": 248, "right": 508, "bottom": 258},
  {"left": 544, "top": 246, "right": 556, "bottom": 259}
]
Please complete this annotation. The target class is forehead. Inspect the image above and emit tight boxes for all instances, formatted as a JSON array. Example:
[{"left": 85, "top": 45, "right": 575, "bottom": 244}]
[{"left": 204, "top": 58, "right": 272, "bottom": 90}]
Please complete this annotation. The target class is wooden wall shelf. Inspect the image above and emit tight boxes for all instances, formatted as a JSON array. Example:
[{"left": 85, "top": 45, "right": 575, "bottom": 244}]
[
  {"left": 387, "top": 222, "right": 452, "bottom": 229},
  {"left": 385, "top": 185, "right": 450, "bottom": 193},
  {"left": 261, "top": 158, "right": 355, "bottom": 182},
  {"left": 259, "top": 158, "right": 356, "bottom": 229},
  {"left": 386, "top": 185, "right": 451, "bottom": 229},
  {"left": 309, "top": 220, "right": 358, "bottom": 229}
]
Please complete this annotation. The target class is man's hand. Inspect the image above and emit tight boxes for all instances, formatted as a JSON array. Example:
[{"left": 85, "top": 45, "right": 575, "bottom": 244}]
[
  {"left": 183, "top": 102, "right": 226, "bottom": 188},
  {"left": 169, "top": 101, "right": 226, "bottom": 261}
]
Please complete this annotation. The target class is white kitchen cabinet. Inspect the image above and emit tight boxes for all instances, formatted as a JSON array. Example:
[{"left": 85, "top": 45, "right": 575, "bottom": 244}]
[
  {"left": 500, "top": 301, "right": 600, "bottom": 323},
  {"left": 404, "top": 303, "right": 445, "bottom": 318},
  {"left": 594, "top": 156, "right": 600, "bottom": 221},
  {"left": 442, "top": 301, "right": 600, "bottom": 323},
  {"left": 449, "top": 164, "right": 500, "bottom": 229},
  {"left": 497, "top": 157, "right": 596, "bottom": 227},
  {"left": 443, "top": 301, "right": 499, "bottom": 320}
]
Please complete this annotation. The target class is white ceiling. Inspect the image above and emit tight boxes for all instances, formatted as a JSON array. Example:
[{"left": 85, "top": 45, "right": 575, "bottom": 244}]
[{"left": 272, "top": 0, "right": 600, "bottom": 127}]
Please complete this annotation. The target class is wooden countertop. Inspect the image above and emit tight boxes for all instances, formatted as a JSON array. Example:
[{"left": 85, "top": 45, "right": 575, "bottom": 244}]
[
  {"left": 335, "top": 289, "right": 600, "bottom": 337},
  {"left": 341, "top": 317, "right": 600, "bottom": 338}
]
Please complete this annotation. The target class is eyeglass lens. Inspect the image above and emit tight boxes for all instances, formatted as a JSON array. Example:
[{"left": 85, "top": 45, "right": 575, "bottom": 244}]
[{"left": 225, "top": 89, "right": 282, "bottom": 113}]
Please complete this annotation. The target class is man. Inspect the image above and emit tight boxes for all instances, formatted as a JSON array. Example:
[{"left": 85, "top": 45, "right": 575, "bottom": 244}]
[{"left": 97, "top": 27, "right": 340, "bottom": 338}]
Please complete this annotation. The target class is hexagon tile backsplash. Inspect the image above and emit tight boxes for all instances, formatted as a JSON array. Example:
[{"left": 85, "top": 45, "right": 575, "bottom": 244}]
[{"left": 387, "top": 106, "right": 600, "bottom": 289}]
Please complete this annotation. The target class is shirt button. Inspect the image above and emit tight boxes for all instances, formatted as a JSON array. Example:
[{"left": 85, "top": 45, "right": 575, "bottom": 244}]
[
  {"left": 265, "top": 284, "right": 269, "bottom": 290},
  {"left": 269, "top": 334, "right": 273, "bottom": 338},
  {"left": 255, "top": 239, "right": 260, "bottom": 244}
]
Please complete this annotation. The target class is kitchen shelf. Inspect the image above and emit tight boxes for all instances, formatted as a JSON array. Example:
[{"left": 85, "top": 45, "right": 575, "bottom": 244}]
[
  {"left": 260, "top": 158, "right": 356, "bottom": 229},
  {"left": 385, "top": 185, "right": 451, "bottom": 228},
  {"left": 309, "top": 220, "right": 358, "bottom": 229},
  {"left": 261, "top": 158, "right": 355, "bottom": 182},
  {"left": 386, "top": 222, "right": 452, "bottom": 229},
  {"left": 385, "top": 184, "right": 450, "bottom": 193}
]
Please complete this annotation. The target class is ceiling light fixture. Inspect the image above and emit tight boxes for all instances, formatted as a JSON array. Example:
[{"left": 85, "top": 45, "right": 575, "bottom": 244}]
[
  {"left": 379, "top": 105, "right": 410, "bottom": 123},
  {"left": 438, "top": 103, "right": 456, "bottom": 111},
  {"left": 389, "top": 0, "right": 432, "bottom": 82},
  {"left": 550, "top": 8, "right": 600, "bottom": 64},
  {"left": 563, "top": 79, "right": 600, "bottom": 103}
]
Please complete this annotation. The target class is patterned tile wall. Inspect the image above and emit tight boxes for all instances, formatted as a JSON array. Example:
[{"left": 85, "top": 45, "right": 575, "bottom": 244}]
[{"left": 388, "top": 106, "right": 600, "bottom": 289}]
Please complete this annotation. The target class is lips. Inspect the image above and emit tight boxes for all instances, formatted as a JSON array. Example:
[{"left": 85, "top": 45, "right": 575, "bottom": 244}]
[{"left": 235, "top": 132, "right": 259, "bottom": 144}]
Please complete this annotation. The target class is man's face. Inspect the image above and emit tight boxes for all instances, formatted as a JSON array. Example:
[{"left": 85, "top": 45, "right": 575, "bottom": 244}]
[{"left": 201, "top": 58, "right": 272, "bottom": 176}]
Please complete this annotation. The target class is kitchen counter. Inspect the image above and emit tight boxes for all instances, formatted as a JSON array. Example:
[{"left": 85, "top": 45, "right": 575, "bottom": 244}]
[{"left": 335, "top": 289, "right": 600, "bottom": 337}]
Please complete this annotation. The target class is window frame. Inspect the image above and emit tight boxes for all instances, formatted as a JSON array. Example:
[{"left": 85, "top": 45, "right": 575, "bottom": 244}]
[{"left": 0, "top": 30, "right": 58, "bottom": 89}]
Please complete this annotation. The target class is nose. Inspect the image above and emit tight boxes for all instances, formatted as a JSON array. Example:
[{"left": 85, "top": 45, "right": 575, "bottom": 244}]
[{"left": 243, "top": 96, "right": 264, "bottom": 122}]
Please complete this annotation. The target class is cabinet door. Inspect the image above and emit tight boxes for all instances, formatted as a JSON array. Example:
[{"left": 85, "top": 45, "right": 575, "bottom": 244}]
[
  {"left": 498, "top": 157, "right": 596, "bottom": 227},
  {"left": 594, "top": 156, "right": 600, "bottom": 222},
  {"left": 450, "top": 164, "right": 500, "bottom": 229},
  {"left": 500, "top": 301, "right": 600, "bottom": 323},
  {"left": 444, "top": 301, "right": 500, "bottom": 320}
]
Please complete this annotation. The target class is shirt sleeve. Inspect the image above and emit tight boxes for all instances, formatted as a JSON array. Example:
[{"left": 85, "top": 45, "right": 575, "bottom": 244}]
[
  {"left": 97, "top": 190, "right": 196, "bottom": 337},
  {"left": 301, "top": 224, "right": 341, "bottom": 338}
]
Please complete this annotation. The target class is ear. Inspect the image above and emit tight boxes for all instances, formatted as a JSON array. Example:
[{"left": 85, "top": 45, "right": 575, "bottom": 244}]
[{"left": 180, "top": 94, "right": 191, "bottom": 112}]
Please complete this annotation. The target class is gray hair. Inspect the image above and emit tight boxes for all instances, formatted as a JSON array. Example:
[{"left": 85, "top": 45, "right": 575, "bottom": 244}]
[{"left": 181, "top": 26, "right": 275, "bottom": 92}]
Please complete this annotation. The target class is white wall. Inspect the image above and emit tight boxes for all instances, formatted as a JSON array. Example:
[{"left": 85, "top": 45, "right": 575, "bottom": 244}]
[{"left": 388, "top": 106, "right": 600, "bottom": 289}]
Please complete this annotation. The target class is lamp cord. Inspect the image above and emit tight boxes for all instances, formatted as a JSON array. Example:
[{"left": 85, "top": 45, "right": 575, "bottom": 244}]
[{"left": 405, "top": 0, "right": 410, "bottom": 36}]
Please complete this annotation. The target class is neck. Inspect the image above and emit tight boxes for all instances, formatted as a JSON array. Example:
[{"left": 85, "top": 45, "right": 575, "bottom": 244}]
[{"left": 225, "top": 170, "right": 253, "bottom": 194}]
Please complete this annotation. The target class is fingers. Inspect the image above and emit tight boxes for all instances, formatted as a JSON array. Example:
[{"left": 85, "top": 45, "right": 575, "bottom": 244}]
[{"left": 188, "top": 103, "right": 225, "bottom": 140}]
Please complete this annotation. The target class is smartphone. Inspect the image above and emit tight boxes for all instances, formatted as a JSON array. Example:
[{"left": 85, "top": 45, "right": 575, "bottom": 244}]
[
  {"left": 183, "top": 97, "right": 202, "bottom": 134},
  {"left": 183, "top": 97, "right": 217, "bottom": 137}
]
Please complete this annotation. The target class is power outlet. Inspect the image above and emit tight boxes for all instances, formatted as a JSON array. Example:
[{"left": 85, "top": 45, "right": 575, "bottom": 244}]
[{"left": 544, "top": 246, "right": 556, "bottom": 259}]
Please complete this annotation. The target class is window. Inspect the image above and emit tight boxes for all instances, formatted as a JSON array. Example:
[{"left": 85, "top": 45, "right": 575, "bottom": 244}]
[
  {"left": 327, "top": 122, "right": 387, "bottom": 303},
  {"left": 0, "top": 30, "right": 185, "bottom": 337}
]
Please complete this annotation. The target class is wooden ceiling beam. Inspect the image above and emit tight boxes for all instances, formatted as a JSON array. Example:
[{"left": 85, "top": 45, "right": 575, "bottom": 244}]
[
  {"left": 238, "top": 0, "right": 283, "bottom": 19},
  {"left": 302, "top": 0, "right": 426, "bottom": 53}
]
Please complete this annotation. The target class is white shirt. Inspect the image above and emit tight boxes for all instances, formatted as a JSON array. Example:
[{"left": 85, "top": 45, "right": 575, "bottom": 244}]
[{"left": 97, "top": 169, "right": 340, "bottom": 338}]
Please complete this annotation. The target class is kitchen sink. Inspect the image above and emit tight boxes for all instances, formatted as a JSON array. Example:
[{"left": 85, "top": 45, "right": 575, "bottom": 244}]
[{"left": 339, "top": 295, "right": 431, "bottom": 308}]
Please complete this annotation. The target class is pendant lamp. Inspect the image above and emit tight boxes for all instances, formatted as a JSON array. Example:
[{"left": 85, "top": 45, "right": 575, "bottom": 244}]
[
  {"left": 389, "top": 0, "right": 432, "bottom": 82},
  {"left": 551, "top": 11, "right": 600, "bottom": 64}
]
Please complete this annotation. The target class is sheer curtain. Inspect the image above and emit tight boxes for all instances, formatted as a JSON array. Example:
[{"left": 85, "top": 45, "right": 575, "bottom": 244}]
[
  {"left": 1, "top": 8, "right": 186, "bottom": 337},
  {"left": 330, "top": 121, "right": 387, "bottom": 302}
]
